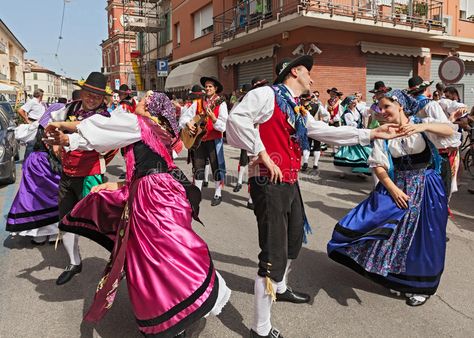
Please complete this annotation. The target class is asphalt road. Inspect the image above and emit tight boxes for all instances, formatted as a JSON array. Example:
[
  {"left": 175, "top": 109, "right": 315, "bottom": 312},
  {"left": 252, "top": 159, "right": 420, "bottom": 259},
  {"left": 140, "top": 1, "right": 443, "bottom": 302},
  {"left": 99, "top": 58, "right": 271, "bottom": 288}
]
[{"left": 0, "top": 145, "right": 473, "bottom": 338}]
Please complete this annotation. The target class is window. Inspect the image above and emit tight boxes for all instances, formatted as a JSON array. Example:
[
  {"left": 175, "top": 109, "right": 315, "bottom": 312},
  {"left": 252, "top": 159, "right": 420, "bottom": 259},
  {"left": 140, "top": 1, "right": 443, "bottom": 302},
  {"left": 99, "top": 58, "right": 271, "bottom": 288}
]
[
  {"left": 115, "top": 47, "right": 119, "bottom": 66},
  {"left": 193, "top": 4, "right": 213, "bottom": 39},
  {"left": 33, "top": 73, "right": 38, "bottom": 80},
  {"left": 34, "top": 84, "right": 38, "bottom": 91},
  {"left": 175, "top": 23, "right": 181, "bottom": 46},
  {"left": 460, "top": 0, "right": 474, "bottom": 19}
]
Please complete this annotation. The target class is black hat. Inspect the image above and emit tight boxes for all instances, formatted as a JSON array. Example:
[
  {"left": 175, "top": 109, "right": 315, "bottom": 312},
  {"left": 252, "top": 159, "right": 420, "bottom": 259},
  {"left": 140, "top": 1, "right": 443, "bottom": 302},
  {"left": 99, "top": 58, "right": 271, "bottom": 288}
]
[
  {"left": 240, "top": 83, "right": 253, "bottom": 94},
  {"left": 369, "top": 81, "right": 392, "bottom": 94},
  {"left": 407, "top": 76, "right": 433, "bottom": 94},
  {"left": 114, "top": 84, "right": 131, "bottom": 94},
  {"left": 71, "top": 89, "right": 81, "bottom": 101},
  {"left": 274, "top": 55, "right": 313, "bottom": 85},
  {"left": 188, "top": 84, "right": 204, "bottom": 99},
  {"left": 326, "top": 87, "right": 343, "bottom": 96},
  {"left": 76, "top": 72, "right": 111, "bottom": 96},
  {"left": 200, "top": 76, "right": 223, "bottom": 93},
  {"left": 299, "top": 92, "right": 313, "bottom": 100},
  {"left": 251, "top": 76, "right": 269, "bottom": 88}
]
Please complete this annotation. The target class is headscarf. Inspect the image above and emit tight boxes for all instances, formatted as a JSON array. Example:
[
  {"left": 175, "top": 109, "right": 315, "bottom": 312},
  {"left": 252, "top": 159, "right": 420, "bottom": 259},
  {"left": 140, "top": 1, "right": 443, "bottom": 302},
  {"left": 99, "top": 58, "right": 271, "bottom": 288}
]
[
  {"left": 38, "top": 103, "right": 65, "bottom": 128},
  {"left": 384, "top": 89, "right": 419, "bottom": 116},
  {"left": 145, "top": 91, "right": 179, "bottom": 137}
]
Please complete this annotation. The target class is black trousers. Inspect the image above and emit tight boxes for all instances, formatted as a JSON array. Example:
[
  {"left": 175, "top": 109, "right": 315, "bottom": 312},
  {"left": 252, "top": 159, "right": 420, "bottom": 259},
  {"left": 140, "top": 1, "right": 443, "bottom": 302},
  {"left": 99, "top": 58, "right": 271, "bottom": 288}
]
[
  {"left": 239, "top": 149, "right": 249, "bottom": 167},
  {"left": 440, "top": 153, "right": 452, "bottom": 196},
  {"left": 250, "top": 177, "right": 304, "bottom": 282},
  {"left": 192, "top": 140, "right": 223, "bottom": 181},
  {"left": 58, "top": 175, "right": 86, "bottom": 219}
]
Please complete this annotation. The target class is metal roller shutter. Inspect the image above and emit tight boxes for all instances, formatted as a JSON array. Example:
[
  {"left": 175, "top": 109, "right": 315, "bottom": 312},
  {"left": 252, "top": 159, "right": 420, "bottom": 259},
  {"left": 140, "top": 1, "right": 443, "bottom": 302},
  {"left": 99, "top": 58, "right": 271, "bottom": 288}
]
[
  {"left": 366, "top": 54, "right": 413, "bottom": 100},
  {"left": 461, "top": 62, "right": 474, "bottom": 107},
  {"left": 430, "top": 55, "right": 444, "bottom": 87},
  {"left": 237, "top": 58, "right": 274, "bottom": 89}
]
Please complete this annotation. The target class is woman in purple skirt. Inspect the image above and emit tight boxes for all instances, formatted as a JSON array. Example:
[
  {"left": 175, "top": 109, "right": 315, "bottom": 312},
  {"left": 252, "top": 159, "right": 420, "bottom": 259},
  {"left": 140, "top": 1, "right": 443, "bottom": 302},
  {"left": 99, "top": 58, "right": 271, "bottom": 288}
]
[
  {"left": 6, "top": 103, "right": 64, "bottom": 244},
  {"left": 45, "top": 92, "right": 230, "bottom": 337}
]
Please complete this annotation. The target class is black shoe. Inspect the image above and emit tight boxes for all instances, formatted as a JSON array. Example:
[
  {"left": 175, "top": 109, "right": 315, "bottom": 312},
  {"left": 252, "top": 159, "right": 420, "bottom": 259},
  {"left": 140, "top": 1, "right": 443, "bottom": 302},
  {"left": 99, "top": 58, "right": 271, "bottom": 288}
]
[
  {"left": 233, "top": 183, "right": 243, "bottom": 192},
  {"left": 406, "top": 295, "right": 430, "bottom": 307},
  {"left": 247, "top": 202, "right": 254, "bottom": 210},
  {"left": 468, "top": 188, "right": 474, "bottom": 194},
  {"left": 250, "top": 328, "right": 284, "bottom": 338},
  {"left": 56, "top": 263, "right": 82, "bottom": 285},
  {"left": 313, "top": 165, "right": 318, "bottom": 170},
  {"left": 276, "top": 287, "right": 310, "bottom": 304},
  {"left": 174, "top": 331, "right": 186, "bottom": 338},
  {"left": 211, "top": 196, "right": 222, "bottom": 206},
  {"left": 119, "top": 173, "right": 126, "bottom": 179},
  {"left": 301, "top": 163, "right": 308, "bottom": 172},
  {"left": 203, "top": 181, "right": 209, "bottom": 188}
]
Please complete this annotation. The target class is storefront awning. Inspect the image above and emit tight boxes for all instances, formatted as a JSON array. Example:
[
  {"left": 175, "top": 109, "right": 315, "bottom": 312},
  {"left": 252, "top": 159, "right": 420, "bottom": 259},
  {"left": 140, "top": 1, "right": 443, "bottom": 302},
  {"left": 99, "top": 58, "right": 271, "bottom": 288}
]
[
  {"left": 165, "top": 56, "right": 218, "bottom": 92},
  {"left": 458, "top": 52, "right": 474, "bottom": 62},
  {"left": 359, "top": 41, "right": 430, "bottom": 58},
  {"left": 0, "top": 82, "right": 17, "bottom": 94},
  {"left": 222, "top": 44, "right": 278, "bottom": 68}
]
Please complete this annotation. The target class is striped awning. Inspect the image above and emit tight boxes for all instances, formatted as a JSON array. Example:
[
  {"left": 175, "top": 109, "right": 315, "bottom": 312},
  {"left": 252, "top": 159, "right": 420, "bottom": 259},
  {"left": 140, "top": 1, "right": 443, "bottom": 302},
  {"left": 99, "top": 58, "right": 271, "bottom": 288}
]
[
  {"left": 222, "top": 44, "right": 278, "bottom": 68},
  {"left": 359, "top": 41, "right": 430, "bottom": 58}
]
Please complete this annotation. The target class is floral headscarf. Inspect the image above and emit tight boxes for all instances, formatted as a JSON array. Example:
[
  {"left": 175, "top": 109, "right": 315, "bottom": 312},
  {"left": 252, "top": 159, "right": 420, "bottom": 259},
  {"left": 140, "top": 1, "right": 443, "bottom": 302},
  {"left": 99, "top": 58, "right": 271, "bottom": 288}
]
[
  {"left": 145, "top": 91, "right": 179, "bottom": 137},
  {"left": 384, "top": 89, "right": 419, "bottom": 116}
]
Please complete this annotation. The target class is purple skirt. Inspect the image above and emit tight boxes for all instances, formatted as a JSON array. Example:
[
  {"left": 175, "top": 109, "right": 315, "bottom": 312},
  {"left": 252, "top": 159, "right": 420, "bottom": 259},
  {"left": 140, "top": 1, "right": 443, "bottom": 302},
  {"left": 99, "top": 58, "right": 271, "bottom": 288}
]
[{"left": 6, "top": 151, "right": 60, "bottom": 232}]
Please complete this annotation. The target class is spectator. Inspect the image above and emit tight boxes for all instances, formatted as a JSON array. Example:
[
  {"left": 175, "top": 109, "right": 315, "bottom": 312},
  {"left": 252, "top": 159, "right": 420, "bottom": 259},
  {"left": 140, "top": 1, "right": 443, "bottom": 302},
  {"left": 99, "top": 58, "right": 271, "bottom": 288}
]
[{"left": 444, "top": 86, "right": 461, "bottom": 102}]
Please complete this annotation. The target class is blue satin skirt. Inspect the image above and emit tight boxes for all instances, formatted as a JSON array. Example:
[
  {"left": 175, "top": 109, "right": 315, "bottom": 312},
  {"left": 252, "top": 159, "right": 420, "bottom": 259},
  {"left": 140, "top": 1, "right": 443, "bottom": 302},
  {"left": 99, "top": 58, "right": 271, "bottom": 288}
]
[{"left": 327, "top": 169, "right": 448, "bottom": 295}]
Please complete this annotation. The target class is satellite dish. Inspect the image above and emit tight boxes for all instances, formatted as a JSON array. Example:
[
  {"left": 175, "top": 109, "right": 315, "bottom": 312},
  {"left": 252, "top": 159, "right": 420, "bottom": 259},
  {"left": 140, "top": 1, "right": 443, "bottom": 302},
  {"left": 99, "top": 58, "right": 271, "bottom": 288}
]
[{"left": 438, "top": 56, "right": 465, "bottom": 84}]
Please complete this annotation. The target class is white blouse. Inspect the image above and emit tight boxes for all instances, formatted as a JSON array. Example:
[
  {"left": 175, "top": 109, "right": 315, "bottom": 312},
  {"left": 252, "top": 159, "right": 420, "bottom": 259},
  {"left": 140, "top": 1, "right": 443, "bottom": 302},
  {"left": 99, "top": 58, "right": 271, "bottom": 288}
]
[
  {"left": 178, "top": 99, "right": 228, "bottom": 133},
  {"left": 368, "top": 122, "right": 461, "bottom": 169},
  {"left": 226, "top": 86, "right": 371, "bottom": 155},
  {"left": 67, "top": 107, "right": 141, "bottom": 153}
]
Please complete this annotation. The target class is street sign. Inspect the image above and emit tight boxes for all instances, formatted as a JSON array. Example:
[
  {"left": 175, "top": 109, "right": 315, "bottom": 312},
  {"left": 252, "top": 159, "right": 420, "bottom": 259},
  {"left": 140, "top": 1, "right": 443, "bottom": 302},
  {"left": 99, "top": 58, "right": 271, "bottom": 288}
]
[
  {"left": 438, "top": 56, "right": 465, "bottom": 84},
  {"left": 157, "top": 59, "right": 168, "bottom": 77},
  {"left": 115, "top": 79, "right": 120, "bottom": 90}
]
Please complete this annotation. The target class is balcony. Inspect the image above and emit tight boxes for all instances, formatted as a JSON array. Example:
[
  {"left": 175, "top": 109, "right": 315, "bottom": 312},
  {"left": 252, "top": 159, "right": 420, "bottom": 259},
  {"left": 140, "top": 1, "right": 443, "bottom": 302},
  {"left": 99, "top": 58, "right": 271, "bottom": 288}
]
[
  {"left": 0, "top": 41, "right": 6, "bottom": 54},
  {"left": 213, "top": 0, "right": 444, "bottom": 45},
  {"left": 9, "top": 55, "right": 20, "bottom": 66}
]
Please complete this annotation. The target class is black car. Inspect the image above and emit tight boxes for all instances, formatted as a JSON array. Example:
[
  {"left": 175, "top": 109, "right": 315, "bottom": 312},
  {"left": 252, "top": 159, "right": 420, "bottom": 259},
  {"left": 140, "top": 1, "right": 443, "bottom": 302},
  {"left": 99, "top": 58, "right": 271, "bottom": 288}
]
[
  {"left": 0, "top": 106, "right": 19, "bottom": 185},
  {"left": 0, "top": 101, "right": 18, "bottom": 123}
]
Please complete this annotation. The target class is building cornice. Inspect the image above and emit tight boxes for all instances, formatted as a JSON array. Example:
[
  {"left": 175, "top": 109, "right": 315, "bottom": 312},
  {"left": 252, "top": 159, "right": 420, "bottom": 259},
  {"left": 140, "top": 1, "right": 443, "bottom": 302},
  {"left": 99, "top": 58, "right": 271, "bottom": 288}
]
[{"left": 0, "top": 19, "right": 27, "bottom": 52}]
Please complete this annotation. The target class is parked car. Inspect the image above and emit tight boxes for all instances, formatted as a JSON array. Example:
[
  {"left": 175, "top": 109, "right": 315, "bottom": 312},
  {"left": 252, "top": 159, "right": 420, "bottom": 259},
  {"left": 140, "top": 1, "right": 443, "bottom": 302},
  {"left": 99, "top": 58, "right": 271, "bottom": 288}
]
[
  {"left": 0, "top": 106, "right": 19, "bottom": 185},
  {"left": 0, "top": 101, "right": 18, "bottom": 124}
]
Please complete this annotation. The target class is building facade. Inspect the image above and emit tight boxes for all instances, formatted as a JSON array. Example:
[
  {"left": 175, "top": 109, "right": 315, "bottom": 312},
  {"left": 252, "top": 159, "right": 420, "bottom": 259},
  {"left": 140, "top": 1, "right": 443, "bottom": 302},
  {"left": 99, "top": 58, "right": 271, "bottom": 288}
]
[
  {"left": 0, "top": 19, "right": 27, "bottom": 103},
  {"left": 24, "top": 59, "right": 76, "bottom": 103},
  {"left": 101, "top": 0, "right": 138, "bottom": 91},
  {"left": 165, "top": 0, "right": 474, "bottom": 107}
]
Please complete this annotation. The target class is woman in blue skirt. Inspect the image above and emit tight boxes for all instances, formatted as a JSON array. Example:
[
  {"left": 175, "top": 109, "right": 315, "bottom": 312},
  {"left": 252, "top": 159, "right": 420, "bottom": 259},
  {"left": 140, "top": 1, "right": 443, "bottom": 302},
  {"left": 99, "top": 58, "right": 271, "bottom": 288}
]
[{"left": 328, "top": 90, "right": 460, "bottom": 306}]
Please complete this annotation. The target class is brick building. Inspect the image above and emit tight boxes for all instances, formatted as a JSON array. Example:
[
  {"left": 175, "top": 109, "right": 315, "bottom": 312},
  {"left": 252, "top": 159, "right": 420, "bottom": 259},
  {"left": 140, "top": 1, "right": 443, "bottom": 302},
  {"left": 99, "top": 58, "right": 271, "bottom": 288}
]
[{"left": 165, "top": 0, "right": 474, "bottom": 107}]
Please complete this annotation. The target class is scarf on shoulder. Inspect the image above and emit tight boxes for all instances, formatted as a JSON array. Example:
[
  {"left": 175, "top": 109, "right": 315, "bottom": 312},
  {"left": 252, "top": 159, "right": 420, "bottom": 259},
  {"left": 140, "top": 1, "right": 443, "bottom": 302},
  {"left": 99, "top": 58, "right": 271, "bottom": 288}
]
[{"left": 272, "top": 84, "right": 309, "bottom": 150}]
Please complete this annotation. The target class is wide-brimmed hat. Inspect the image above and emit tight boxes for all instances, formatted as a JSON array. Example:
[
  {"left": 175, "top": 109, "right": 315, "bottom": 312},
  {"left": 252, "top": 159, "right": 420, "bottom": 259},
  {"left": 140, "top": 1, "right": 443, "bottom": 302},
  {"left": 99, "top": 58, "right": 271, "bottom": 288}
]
[
  {"left": 188, "top": 84, "right": 204, "bottom": 99},
  {"left": 369, "top": 81, "right": 392, "bottom": 94},
  {"left": 114, "top": 84, "right": 132, "bottom": 94},
  {"left": 326, "top": 87, "right": 343, "bottom": 96},
  {"left": 251, "top": 76, "right": 269, "bottom": 88},
  {"left": 200, "top": 76, "right": 223, "bottom": 93},
  {"left": 274, "top": 55, "right": 313, "bottom": 85},
  {"left": 240, "top": 83, "right": 253, "bottom": 94},
  {"left": 76, "top": 72, "right": 112, "bottom": 96},
  {"left": 407, "top": 76, "right": 433, "bottom": 95}
]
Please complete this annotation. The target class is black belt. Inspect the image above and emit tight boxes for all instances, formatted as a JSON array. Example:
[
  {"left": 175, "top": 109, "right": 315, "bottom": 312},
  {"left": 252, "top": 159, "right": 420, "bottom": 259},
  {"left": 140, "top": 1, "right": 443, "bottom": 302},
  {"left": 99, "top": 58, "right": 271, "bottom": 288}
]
[{"left": 135, "top": 166, "right": 168, "bottom": 179}]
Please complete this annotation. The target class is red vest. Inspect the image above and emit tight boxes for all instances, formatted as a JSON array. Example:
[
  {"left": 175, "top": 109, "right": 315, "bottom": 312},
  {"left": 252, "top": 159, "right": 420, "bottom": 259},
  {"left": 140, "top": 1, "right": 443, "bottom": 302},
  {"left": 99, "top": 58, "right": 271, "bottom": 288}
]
[
  {"left": 62, "top": 149, "right": 105, "bottom": 177},
  {"left": 258, "top": 99, "right": 301, "bottom": 184},
  {"left": 201, "top": 103, "right": 223, "bottom": 142}
]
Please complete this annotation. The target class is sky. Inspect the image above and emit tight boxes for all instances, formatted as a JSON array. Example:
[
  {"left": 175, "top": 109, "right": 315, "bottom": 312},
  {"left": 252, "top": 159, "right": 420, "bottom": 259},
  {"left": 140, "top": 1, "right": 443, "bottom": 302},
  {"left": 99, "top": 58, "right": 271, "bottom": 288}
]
[{"left": 1, "top": 0, "right": 107, "bottom": 80}]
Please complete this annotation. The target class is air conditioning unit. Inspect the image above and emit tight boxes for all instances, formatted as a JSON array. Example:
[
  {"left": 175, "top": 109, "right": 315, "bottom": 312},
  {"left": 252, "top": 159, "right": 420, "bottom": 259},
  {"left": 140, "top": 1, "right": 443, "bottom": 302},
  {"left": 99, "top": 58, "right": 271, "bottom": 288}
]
[{"left": 443, "top": 16, "right": 452, "bottom": 35}]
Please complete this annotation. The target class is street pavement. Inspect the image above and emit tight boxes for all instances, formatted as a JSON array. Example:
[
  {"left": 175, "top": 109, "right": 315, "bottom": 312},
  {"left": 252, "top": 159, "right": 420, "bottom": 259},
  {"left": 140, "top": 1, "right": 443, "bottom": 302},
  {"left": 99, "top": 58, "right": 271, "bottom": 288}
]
[{"left": 0, "top": 145, "right": 473, "bottom": 338}]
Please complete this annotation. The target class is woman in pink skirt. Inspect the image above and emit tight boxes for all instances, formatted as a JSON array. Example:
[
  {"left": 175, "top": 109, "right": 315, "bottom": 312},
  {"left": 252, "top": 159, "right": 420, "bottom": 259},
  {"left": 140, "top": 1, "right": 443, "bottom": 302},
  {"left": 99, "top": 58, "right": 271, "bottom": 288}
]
[{"left": 46, "top": 92, "right": 230, "bottom": 337}]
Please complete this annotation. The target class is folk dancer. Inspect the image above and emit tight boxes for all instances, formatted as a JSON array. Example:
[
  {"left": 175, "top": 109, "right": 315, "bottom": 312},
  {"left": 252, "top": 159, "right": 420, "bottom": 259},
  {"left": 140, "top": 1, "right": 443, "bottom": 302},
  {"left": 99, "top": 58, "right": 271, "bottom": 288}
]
[{"left": 226, "top": 55, "right": 403, "bottom": 338}]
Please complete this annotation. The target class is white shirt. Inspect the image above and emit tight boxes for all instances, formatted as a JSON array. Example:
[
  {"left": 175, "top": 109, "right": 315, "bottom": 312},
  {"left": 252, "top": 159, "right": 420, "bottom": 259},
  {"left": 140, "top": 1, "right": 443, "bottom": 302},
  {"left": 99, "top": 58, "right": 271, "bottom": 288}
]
[
  {"left": 178, "top": 98, "right": 228, "bottom": 133},
  {"left": 21, "top": 98, "right": 45, "bottom": 120},
  {"left": 226, "top": 85, "right": 371, "bottom": 156}
]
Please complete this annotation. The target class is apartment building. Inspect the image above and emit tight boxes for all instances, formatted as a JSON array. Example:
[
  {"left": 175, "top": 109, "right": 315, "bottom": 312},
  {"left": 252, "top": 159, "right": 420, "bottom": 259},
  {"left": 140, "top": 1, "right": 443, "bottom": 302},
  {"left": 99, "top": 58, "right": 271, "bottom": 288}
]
[
  {"left": 24, "top": 60, "right": 76, "bottom": 103},
  {"left": 0, "top": 19, "right": 27, "bottom": 102},
  {"left": 165, "top": 0, "right": 474, "bottom": 107}
]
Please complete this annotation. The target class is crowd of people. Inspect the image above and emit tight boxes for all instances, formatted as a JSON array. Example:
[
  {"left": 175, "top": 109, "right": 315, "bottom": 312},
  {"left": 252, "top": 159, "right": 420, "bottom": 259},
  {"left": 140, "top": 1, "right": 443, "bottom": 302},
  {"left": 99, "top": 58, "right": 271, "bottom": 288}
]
[{"left": 4, "top": 54, "right": 473, "bottom": 338}]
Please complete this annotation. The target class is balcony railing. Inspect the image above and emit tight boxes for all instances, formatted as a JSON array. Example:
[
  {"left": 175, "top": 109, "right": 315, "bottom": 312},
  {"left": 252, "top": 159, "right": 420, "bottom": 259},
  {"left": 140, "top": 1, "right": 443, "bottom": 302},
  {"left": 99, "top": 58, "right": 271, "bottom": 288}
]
[
  {"left": 213, "top": 0, "right": 444, "bottom": 44},
  {"left": 0, "top": 41, "right": 6, "bottom": 54},
  {"left": 9, "top": 55, "right": 20, "bottom": 66}
]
